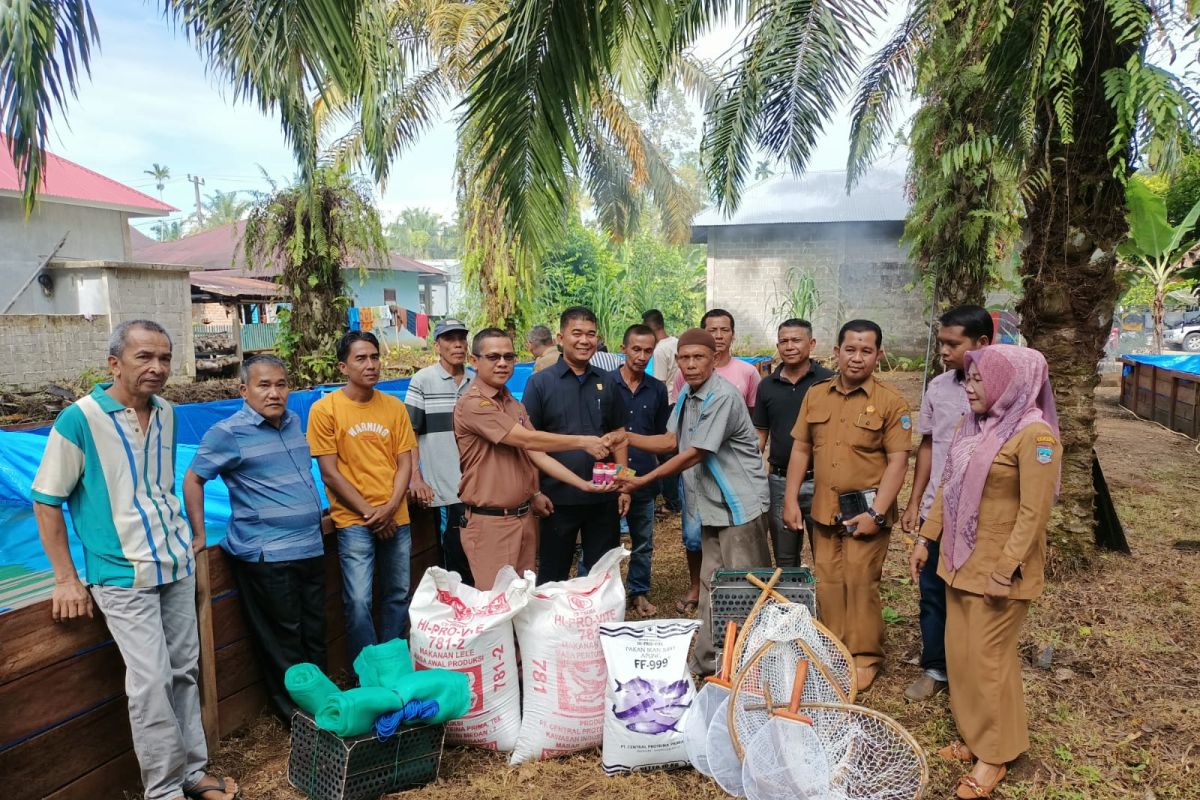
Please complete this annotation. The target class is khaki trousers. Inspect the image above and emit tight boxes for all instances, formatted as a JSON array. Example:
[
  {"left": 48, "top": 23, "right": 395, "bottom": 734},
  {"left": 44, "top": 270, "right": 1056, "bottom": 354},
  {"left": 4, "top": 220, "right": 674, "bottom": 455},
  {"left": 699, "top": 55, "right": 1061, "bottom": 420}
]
[
  {"left": 690, "top": 515, "right": 773, "bottom": 675},
  {"left": 946, "top": 588, "right": 1031, "bottom": 764},
  {"left": 461, "top": 512, "right": 538, "bottom": 591},
  {"left": 810, "top": 522, "right": 890, "bottom": 668}
]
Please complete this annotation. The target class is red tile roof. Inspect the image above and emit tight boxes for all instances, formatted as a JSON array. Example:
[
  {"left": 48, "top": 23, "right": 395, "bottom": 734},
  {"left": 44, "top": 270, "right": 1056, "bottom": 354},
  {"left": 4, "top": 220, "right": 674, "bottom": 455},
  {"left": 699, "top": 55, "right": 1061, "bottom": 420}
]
[
  {"left": 132, "top": 220, "right": 445, "bottom": 276},
  {"left": 0, "top": 136, "right": 176, "bottom": 217}
]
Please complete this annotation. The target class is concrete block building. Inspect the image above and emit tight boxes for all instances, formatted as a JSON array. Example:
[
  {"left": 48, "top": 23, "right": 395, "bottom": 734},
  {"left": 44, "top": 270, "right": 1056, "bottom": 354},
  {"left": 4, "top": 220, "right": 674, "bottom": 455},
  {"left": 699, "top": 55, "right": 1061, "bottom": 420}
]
[
  {"left": 691, "top": 169, "right": 929, "bottom": 357},
  {"left": 0, "top": 139, "right": 194, "bottom": 387}
]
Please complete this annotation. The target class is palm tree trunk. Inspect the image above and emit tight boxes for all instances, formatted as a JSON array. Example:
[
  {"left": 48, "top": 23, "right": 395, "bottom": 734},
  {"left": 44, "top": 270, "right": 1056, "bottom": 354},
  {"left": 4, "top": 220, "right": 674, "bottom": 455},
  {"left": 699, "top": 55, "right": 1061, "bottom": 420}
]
[{"left": 1016, "top": 4, "right": 1135, "bottom": 572}]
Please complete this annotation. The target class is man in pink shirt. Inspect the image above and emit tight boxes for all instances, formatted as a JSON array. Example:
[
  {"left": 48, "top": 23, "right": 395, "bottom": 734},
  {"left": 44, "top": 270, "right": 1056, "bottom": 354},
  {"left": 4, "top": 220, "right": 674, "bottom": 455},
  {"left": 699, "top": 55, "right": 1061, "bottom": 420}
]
[
  {"left": 672, "top": 309, "right": 762, "bottom": 613},
  {"left": 901, "top": 305, "right": 993, "bottom": 701}
]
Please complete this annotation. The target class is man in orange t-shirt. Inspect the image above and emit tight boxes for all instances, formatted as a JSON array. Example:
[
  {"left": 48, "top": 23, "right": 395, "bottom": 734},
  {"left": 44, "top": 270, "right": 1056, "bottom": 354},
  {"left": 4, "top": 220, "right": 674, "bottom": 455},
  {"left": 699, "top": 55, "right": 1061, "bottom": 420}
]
[{"left": 308, "top": 331, "right": 417, "bottom": 663}]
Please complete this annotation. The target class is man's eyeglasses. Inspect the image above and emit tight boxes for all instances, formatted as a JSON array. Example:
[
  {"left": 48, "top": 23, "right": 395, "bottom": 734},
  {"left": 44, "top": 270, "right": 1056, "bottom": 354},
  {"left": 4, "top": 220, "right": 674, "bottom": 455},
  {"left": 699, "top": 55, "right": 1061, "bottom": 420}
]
[{"left": 481, "top": 352, "right": 518, "bottom": 363}]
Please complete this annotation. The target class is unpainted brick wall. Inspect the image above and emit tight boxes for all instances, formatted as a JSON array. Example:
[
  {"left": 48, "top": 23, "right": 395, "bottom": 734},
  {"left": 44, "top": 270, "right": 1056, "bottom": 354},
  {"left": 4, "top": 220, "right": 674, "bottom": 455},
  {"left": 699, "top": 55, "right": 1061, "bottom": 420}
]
[
  {"left": 705, "top": 221, "right": 930, "bottom": 357},
  {"left": 0, "top": 314, "right": 114, "bottom": 387}
]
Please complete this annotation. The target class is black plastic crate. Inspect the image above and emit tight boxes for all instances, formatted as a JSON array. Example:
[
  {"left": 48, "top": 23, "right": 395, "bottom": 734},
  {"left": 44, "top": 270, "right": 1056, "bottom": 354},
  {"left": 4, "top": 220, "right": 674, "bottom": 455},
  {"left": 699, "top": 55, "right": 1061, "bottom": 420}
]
[
  {"left": 288, "top": 711, "right": 444, "bottom": 800},
  {"left": 710, "top": 567, "right": 817, "bottom": 653}
]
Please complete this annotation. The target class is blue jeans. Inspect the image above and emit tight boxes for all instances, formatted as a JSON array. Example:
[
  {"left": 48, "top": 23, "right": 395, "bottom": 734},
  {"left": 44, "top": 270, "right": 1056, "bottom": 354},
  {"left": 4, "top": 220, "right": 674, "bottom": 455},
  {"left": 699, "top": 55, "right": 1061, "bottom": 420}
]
[
  {"left": 337, "top": 524, "right": 412, "bottom": 665},
  {"left": 626, "top": 494, "right": 656, "bottom": 597},
  {"left": 918, "top": 535, "right": 948, "bottom": 679}
]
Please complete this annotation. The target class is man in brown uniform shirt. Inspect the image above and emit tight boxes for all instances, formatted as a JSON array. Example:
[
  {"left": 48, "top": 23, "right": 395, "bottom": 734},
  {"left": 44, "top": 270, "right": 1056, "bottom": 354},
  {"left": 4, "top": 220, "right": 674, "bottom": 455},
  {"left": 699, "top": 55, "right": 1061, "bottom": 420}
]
[
  {"left": 455, "top": 328, "right": 613, "bottom": 589},
  {"left": 783, "top": 320, "right": 912, "bottom": 690}
]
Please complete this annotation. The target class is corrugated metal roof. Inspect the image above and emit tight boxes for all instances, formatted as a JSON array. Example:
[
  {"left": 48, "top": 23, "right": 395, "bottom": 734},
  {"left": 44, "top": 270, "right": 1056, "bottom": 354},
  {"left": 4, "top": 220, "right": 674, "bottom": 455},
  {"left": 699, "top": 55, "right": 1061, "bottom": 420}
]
[
  {"left": 692, "top": 169, "right": 908, "bottom": 232},
  {"left": 190, "top": 270, "right": 282, "bottom": 299},
  {"left": 132, "top": 220, "right": 446, "bottom": 277},
  {"left": 0, "top": 135, "right": 176, "bottom": 217}
]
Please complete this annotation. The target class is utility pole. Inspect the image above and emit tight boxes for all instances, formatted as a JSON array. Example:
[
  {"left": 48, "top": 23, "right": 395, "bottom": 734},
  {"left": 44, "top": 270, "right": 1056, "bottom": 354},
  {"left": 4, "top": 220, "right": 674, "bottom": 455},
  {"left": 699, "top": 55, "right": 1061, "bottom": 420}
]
[{"left": 187, "top": 174, "right": 206, "bottom": 226}]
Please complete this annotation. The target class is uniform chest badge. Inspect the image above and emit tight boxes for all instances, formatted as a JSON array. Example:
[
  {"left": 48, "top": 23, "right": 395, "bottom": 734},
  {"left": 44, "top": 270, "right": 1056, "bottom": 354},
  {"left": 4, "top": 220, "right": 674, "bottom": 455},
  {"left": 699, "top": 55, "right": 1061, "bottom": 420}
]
[
  {"left": 900, "top": 415, "right": 912, "bottom": 430},
  {"left": 596, "top": 383, "right": 604, "bottom": 391},
  {"left": 866, "top": 405, "right": 875, "bottom": 413},
  {"left": 1036, "top": 445, "right": 1054, "bottom": 464}
]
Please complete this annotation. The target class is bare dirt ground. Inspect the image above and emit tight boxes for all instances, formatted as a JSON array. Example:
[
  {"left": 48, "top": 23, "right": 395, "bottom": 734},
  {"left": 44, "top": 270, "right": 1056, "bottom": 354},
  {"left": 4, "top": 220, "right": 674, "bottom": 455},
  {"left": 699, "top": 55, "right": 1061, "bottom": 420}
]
[{"left": 202, "top": 372, "right": 1199, "bottom": 800}]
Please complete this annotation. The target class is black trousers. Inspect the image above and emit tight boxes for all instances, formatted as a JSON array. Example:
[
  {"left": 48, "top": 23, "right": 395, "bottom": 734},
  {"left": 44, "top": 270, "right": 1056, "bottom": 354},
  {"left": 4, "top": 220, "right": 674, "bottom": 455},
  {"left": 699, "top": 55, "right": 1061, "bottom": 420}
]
[
  {"left": 537, "top": 500, "right": 620, "bottom": 584},
  {"left": 439, "top": 503, "right": 474, "bottom": 586},
  {"left": 230, "top": 554, "right": 327, "bottom": 721}
]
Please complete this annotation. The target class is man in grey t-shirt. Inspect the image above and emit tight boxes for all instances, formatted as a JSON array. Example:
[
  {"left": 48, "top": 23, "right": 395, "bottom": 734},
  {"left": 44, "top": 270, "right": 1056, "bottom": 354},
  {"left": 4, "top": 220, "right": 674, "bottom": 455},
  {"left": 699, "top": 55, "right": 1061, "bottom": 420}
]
[
  {"left": 615, "top": 328, "right": 771, "bottom": 675},
  {"left": 406, "top": 319, "right": 475, "bottom": 583}
]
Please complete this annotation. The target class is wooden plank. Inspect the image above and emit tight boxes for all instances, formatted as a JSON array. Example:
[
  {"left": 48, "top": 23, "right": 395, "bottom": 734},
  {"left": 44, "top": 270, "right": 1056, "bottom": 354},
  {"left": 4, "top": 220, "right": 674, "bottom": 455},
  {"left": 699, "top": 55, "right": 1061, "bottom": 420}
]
[
  {"left": 218, "top": 681, "right": 267, "bottom": 737},
  {"left": 205, "top": 545, "right": 235, "bottom": 595},
  {"left": 0, "top": 696, "right": 132, "bottom": 800},
  {"left": 44, "top": 749, "right": 140, "bottom": 800},
  {"left": 0, "top": 643, "right": 125, "bottom": 748},
  {"left": 195, "top": 550, "right": 220, "bottom": 751},
  {"left": 215, "top": 638, "right": 262, "bottom": 700},
  {"left": 0, "top": 599, "right": 113, "bottom": 686},
  {"left": 212, "top": 592, "right": 250, "bottom": 649}
]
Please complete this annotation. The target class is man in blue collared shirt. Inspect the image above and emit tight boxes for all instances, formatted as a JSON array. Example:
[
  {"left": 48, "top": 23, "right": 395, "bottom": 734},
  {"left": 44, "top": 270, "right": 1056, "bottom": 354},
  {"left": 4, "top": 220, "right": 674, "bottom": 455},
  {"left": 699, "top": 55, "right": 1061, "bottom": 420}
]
[
  {"left": 184, "top": 355, "right": 326, "bottom": 720},
  {"left": 611, "top": 324, "right": 669, "bottom": 616}
]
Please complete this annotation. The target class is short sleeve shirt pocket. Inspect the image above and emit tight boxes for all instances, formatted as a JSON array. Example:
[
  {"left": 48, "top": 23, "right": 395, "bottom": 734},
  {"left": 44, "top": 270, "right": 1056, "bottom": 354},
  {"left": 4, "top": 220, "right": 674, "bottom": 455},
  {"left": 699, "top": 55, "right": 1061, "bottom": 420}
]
[
  {"left": 804, "top": 405, "right": 832, "bottom": 448},
  {"left": 851, "top": 412, "right": 883, "bottom": 452}
]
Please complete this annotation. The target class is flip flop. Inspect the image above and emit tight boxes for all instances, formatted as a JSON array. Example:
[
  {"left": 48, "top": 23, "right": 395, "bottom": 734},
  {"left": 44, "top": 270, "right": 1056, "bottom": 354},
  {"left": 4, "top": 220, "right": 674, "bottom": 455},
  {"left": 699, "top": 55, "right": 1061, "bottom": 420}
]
[
  {"left": 183, "top": 776, "right": 239, "bottom": 800},
  {"left": 956, "top": 765, "right": 1007, "bottom": 798},
  {"left": 675, "top": 598, "right": 698, "bottom": 614}
]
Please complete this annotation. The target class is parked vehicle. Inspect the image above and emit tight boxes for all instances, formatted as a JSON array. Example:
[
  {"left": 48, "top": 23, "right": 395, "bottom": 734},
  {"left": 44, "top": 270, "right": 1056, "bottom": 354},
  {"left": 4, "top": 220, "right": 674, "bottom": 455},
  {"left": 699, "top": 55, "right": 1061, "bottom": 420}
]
[{"left": 1163, "top": 314, "right": 1200, "bottom": 352}]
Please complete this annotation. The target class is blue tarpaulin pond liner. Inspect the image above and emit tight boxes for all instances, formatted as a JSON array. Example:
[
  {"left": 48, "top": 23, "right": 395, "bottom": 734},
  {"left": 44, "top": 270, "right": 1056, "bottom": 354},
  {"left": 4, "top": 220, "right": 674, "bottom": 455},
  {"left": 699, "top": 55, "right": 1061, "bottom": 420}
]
[
  {"left": 1119, "top": 353, "right": 1200, "bottom": 441},
  {"left": 0, "top": 362, "right": 550, "bottom": 598}
]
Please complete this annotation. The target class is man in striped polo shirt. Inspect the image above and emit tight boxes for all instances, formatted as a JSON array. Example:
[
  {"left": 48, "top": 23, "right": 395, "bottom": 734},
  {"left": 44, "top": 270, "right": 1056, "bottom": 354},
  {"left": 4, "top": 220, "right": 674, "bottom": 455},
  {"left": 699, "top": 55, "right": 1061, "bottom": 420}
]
[
  {"left": 405, "top": 319, "right": 475, "bottom": 583},
  {"left": 32, "top": 320, "right": 238, "bottom": 800},
  {"left": 184, "top": 354, "right": 327, "bottom": 721}
]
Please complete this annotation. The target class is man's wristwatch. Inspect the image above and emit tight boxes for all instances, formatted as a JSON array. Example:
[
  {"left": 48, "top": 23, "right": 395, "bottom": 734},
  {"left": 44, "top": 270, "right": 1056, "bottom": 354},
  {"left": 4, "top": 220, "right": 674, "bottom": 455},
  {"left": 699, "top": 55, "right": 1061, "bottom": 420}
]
[{"left": 869, "top": 508, "right": 887, "bottom": 527}]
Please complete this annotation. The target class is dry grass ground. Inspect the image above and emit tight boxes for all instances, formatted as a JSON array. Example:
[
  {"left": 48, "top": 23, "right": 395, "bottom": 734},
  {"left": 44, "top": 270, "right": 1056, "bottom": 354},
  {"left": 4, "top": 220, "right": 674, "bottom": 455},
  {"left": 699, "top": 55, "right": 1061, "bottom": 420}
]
[{"left": 205, "top": 374, "right": 1200, "bottom": 800}]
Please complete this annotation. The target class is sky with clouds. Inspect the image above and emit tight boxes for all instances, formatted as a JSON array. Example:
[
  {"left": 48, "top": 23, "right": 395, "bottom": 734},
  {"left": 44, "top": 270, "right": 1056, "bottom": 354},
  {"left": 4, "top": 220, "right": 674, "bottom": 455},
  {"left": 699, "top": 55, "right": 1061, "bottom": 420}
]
[{"left": 50, "top": 4, "right": 915, "bottom": 236}]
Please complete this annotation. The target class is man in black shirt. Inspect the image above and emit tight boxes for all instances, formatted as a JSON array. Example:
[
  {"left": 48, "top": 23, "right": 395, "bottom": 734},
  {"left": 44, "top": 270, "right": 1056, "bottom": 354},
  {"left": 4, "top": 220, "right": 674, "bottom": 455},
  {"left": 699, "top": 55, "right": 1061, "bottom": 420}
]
[
  {"left": 752, "top": 318, "right": 834, "bottom": 567},
  {"left": 523, "top": 306, "right": 630, "bottom": 582}
]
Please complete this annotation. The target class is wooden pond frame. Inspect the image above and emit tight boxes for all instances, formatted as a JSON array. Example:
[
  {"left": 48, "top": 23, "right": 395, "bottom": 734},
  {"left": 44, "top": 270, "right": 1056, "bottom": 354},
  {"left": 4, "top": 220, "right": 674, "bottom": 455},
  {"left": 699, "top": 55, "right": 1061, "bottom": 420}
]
[{"left": 0, "top": 506, "right": 441, "bottom": 799}]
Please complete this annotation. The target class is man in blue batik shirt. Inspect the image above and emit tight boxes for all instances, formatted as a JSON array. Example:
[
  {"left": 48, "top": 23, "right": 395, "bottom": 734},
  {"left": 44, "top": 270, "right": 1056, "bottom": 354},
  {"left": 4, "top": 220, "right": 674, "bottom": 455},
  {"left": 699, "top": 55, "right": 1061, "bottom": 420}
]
[{"left": 184, "top": 354, "right": 327, "bottom": 720}]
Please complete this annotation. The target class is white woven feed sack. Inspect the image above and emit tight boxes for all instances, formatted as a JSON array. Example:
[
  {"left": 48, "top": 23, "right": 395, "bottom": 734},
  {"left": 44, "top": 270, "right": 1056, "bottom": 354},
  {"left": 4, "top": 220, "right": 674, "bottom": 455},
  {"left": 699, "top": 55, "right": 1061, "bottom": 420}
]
[
  {"left": 409, "top": 566, "right": 532, "bottom": 751},
  {"left": 509, "top": 547, "right": 629, "bottom": 765},
  {"left": 599, "top": 619, "right": 700, "bottom": 775}
]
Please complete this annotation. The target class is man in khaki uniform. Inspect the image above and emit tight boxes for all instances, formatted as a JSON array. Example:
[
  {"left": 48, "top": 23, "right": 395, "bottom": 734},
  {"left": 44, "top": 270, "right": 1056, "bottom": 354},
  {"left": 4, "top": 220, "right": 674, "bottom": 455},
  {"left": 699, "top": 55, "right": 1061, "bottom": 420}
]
[
  {"left": 455, "top": 328, "right": 611, "bottom": 589},
  {"left": 783, "top": 319, "right": 911, "bottom": 690}
]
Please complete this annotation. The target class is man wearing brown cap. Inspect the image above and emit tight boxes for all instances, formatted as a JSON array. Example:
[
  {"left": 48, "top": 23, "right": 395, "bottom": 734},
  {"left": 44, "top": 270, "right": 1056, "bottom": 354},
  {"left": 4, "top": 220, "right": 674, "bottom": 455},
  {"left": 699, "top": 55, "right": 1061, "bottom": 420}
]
[
  {"left": 615, "top": 328, "right": 771, "bottom": 675},
  {"left": 454, "top": 328, "right": 615, "bottom": 589}
]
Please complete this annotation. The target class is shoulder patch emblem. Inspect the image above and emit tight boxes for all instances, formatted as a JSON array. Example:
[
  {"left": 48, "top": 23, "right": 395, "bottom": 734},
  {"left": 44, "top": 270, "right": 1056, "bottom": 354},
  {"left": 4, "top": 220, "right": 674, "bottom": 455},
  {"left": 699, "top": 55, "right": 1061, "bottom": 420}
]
[
  {"left": 478, "top": 399, "right": 493, "bottom": 408},
  {"left": 1035, "top": 434, "right": 1057, "bottom": 444},
  {"left": 1036, "top": 445, "right": 1053, "bottom": 464},
  {"left": 900, "top": 415, "right": 912, "bottom": 430}
]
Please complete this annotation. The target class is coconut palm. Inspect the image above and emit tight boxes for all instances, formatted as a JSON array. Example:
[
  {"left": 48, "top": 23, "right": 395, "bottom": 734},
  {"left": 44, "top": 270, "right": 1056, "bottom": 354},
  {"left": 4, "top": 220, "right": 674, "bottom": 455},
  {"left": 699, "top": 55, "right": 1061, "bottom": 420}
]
[
  {"left": 192, "top": 189, "right": 250, "bottom": 230},
  {"left": 144, "top": 162, "right": 170, "bottom": 197}
]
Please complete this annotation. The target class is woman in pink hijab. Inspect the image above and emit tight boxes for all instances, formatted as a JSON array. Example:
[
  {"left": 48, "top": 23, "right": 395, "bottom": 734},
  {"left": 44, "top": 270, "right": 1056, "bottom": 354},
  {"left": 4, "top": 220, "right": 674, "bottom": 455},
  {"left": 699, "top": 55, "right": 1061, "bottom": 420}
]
[{"left": 913, "top": 345, "right": 1061, "bottom": 799}]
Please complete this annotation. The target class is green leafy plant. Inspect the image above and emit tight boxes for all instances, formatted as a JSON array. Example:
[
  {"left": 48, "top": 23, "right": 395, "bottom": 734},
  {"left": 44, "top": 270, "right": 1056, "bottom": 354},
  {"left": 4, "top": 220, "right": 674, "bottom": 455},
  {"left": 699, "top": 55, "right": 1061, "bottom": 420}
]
[
  {"left": 768, "top": 267, "right": 821, "bottom": 327},
  {"left": 1116, "top": 179, "right": 1200, "bottom": 353}
]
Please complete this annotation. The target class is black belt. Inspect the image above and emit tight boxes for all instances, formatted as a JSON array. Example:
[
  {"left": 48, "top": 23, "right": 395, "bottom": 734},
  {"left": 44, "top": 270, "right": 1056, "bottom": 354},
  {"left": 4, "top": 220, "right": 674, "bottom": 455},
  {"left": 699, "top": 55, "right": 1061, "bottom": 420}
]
[
  {"left": 467, "top": 503, "right": 531, "bottom": 518},
  {"left": 770, "top": 465, "right": 813, "bottom": 481}
]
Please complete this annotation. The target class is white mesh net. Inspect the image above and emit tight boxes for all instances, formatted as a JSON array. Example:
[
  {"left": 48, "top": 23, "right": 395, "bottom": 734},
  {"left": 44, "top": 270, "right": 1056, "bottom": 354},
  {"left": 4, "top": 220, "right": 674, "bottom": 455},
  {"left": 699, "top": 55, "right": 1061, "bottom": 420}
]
[
  {"left": 741, "top": 714, "right": 832, "bottom": 800},
  {"left": 705, "top": 695, "right": 745, "bottom": 796},
  {"left": 732, "top": 603, "right": 855, "bottom": 702},
  {"left": 729, "top": 640, "right": 850, "bottom": 760},
  {"left": 682, "top": 682, "right": 728, "bottom": 777}
]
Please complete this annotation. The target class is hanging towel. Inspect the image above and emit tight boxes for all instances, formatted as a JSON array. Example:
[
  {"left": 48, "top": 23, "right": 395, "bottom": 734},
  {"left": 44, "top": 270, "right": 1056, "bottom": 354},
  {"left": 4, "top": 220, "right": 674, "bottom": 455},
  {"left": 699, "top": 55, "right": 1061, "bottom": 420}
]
[
  {"left": 378, "top": 305, "right": 393, "bottom": 324},
  {"left": 396, "top": 306, "right": 408, "bottom": 331},
  {"left": 348, "top": 307, "right": 361, "bottom": 331},
  {"left": 361, "top": 307, "right": 375, "bottom": 332},
  {"left": 284, "top": 663, "right": 340, "bottom": 717},
  {"left": 354, "top": 638, "right": 414, "bottom": 688},
  {"left": 416, "top": 313, "right": 429, "bottom": 338},
  {"left": 405, "top": 309, "right": 418, "bottom": 335}
]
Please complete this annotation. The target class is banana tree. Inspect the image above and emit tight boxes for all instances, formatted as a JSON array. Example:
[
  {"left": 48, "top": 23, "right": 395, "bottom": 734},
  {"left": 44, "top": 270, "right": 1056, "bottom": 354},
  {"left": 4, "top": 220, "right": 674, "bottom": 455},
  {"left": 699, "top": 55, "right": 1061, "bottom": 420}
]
[{"left": 1118, "top": 180, "right": 1200, "bottom": 353}]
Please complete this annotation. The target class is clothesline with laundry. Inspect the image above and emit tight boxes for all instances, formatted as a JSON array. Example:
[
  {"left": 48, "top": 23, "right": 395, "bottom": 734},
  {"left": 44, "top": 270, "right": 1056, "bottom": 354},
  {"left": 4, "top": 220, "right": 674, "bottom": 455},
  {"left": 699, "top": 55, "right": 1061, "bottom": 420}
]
[{"left": 347, "top": 305, "right": 430, "bottom": 338}]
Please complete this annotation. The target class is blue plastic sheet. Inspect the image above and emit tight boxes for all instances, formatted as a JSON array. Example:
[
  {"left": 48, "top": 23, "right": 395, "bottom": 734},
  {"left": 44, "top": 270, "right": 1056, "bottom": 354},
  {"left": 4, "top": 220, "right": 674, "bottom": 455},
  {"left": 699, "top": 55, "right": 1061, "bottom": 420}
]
[{"left": 1121, "top": 353, "right": 1200, "bottom": 376}]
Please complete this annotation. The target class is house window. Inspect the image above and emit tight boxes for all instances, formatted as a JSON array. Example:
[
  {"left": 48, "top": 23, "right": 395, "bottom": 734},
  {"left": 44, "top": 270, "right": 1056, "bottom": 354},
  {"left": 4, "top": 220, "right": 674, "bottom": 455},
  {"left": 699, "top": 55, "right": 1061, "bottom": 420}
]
[{"left": 383, "top": 288, "right": 397, "bottom": 303}]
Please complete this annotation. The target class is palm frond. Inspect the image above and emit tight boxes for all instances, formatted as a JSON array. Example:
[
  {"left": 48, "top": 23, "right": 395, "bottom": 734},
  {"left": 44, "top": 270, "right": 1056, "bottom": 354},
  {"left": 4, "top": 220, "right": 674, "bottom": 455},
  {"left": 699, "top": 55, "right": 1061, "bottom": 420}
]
[
  {"left": 0, "top": 0, "right": 99, "bottom": 214},
  {"left": 846, "top": 1, "right": 930, "bottom": 189},
  {"left": 703, "top": 0, "right": 886, "bottom": 212}
]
